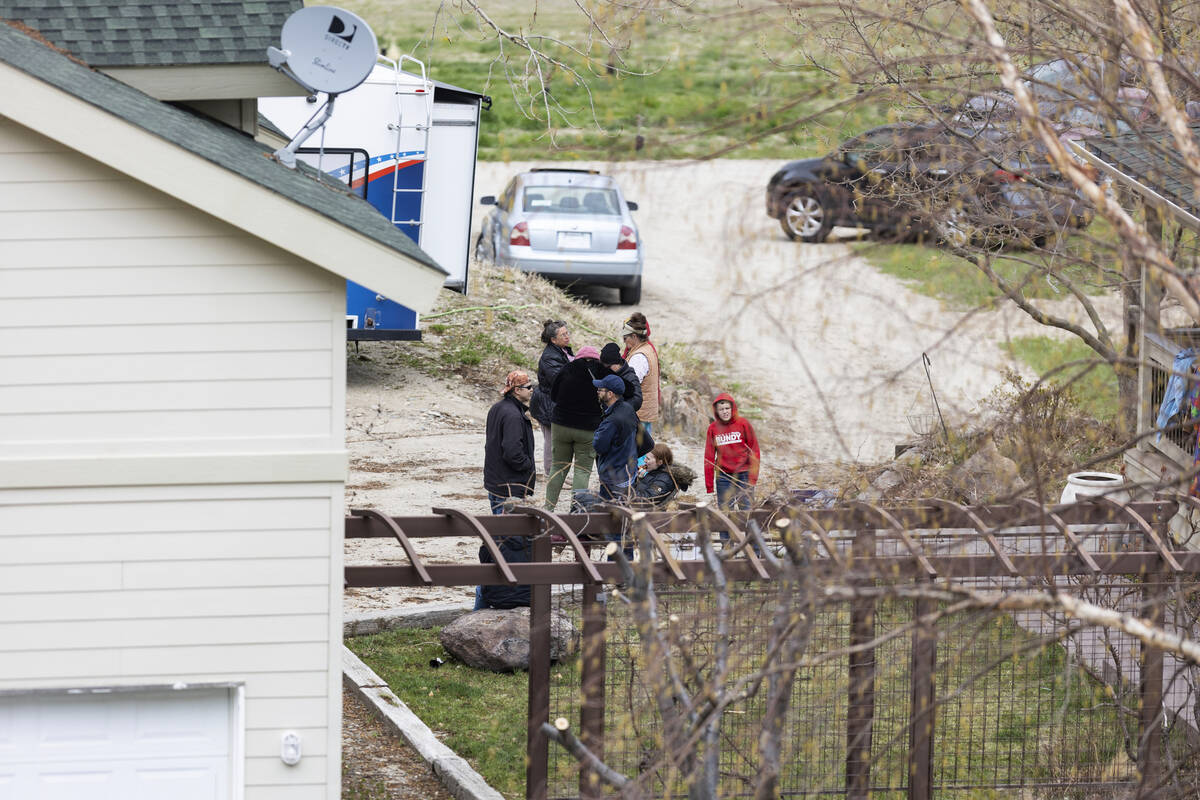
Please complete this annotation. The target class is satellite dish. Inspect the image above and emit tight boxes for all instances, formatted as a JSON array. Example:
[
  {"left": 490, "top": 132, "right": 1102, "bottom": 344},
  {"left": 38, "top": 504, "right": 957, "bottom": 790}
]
[
  {"left": 276, "top": 6, "right": 378, "bottom": 95},
  {"left": 266, "top": 6, "right": 379, "bottom": 168}
]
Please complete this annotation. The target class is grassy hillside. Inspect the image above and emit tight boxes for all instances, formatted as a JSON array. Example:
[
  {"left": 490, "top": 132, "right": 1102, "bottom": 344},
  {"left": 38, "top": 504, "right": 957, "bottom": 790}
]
[{"left": 327, "top": 0, "right": 890, "bottom": 161}]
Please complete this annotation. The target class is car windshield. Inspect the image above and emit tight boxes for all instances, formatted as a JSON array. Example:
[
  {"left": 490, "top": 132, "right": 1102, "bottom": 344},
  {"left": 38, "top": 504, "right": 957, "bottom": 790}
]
[{"left": 521, "top": 186, "right": 621, "bottom": 215}]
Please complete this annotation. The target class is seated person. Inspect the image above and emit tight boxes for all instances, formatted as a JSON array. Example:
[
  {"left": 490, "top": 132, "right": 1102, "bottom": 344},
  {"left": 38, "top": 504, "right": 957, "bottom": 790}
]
[{"left": 633, "top": 444, "right": 683, "bottom": 508}]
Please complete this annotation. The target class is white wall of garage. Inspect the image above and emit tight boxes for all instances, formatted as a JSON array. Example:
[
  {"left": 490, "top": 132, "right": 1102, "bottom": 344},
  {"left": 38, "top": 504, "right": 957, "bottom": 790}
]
[{"left": 0, "top": 118, "right": 346, "bottom": 799}]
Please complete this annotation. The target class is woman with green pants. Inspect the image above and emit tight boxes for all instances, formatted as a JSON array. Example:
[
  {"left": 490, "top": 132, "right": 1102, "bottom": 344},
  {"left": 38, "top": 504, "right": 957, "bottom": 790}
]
[{"left": 545, "top": 345, "right": 604, "bottom": 510}]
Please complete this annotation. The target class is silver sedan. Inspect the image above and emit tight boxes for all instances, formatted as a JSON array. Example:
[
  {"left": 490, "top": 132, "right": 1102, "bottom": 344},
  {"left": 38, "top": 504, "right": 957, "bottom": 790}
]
[{"left": 475, "top": 169, "right": 644, "bottom": 304}]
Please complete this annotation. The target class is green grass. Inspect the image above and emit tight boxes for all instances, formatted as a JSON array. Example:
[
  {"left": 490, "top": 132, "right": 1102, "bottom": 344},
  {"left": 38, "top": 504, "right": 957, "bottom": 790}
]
[
  {"left": 350, "top": 600, "right": 1126, "bottom": 799},
  {"left": 1005, "top": 336, "right": 1120, "bottom": 422},
  {"left": 854, "top": 242, "right": 997, "bottom": 309},
  {"left": 445, "top": 330, "right": 535, "bottom": 370},
  {"left": 329, "top": 0, "right": 894, "bottom": 161},
  {"left": 855, "top": 214, "right": 1122, "bottom": 311},
  {"left": 346, "top": 627, "right": 533, "bottom": 799},
  {"left": 855, "top": 238, "right": 1114, "bottom": 311}
]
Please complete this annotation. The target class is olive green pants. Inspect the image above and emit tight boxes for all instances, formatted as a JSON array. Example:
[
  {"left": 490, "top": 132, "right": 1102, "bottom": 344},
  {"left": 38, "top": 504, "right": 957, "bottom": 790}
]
[{"left": 544, "top": 423, "right": 596, "bottom": 510}]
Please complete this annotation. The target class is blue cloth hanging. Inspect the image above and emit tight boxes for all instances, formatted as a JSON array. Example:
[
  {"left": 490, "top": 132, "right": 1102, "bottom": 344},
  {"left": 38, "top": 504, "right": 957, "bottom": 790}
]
[{"left": 1155, "top": 348, "right": 1197, "bottom": 440}]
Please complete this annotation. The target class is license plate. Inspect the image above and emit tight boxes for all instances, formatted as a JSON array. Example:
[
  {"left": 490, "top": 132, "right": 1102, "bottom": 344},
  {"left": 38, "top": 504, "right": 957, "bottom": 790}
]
[{"left": 557, "top": 231, "right": 591, "bottom": 250}]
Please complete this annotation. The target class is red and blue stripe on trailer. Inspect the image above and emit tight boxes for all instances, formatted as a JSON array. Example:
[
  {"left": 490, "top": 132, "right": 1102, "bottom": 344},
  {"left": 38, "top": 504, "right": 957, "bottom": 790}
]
[{"left": 336, "top": 151, "right": 426, "bottom": 338}]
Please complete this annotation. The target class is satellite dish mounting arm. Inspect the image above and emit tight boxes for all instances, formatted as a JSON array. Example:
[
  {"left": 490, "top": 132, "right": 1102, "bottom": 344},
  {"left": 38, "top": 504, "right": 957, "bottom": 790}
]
[
  {"left": 265, "top": 7, "right": 379, "bottom": 169},
  {"left": 267, "top": 46, "right": 316, "bottom": 94},
  {"left": 267, "top": 46, "right": 337, "bottom": 169}
]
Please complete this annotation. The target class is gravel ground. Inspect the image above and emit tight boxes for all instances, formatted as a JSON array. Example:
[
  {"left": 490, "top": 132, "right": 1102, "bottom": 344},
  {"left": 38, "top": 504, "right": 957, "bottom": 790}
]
[{"left": 341, "top": 689, "right": 454, "bottom": 800}]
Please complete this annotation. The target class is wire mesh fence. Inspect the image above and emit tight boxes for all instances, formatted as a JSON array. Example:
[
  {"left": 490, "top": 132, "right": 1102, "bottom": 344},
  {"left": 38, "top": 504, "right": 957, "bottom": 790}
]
[
  {"left": 343, "top": 498, "right": 1200, "bottom": 799},
  {"left": 548, "top": 577, "right": 1193, "bottom": 799},
  {"left": 538, "top": 509, "right": 1200, "bottom": 799}
]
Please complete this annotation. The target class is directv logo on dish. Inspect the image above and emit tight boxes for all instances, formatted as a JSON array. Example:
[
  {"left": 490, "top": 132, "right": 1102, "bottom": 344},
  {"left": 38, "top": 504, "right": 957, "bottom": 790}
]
[{"left": 324, "top": 14, "right": 356, "bottom": 49}]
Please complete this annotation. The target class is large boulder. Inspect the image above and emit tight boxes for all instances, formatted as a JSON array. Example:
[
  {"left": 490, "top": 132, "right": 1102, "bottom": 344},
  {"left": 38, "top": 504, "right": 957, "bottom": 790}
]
[
  {"left": 661, "top": 386, "right": 711, "bottom": 436},
  {"left": 948, "top": 437, "right": 1025, "bottom": 503},
  {"left": 439, "top": 608, "right": 579, "bottom": 672}
]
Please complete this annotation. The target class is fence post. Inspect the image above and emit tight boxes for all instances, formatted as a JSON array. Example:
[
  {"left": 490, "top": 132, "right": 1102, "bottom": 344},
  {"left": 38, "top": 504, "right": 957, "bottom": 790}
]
[
  {"left": 579, "top": 583, "right": 608, "bottom": 800},
  {"left": 527, "top": 530, "right": 552, "bottom": 800},
  {"left": 846, "top": 530, "right": 876, "bottom": 800},
  {"left": 908, "top": 582, "right": 936, "bottom": 800},
  {"left": 1138, "top": 562, "right": 1166, "bottom": 797}
]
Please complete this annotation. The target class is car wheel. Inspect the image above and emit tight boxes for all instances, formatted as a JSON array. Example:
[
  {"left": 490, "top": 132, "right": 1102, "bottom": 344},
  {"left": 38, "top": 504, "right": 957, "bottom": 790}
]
[
  {"left": 779, "top": 190, "right": 833, "bottom": 243},
  {"left": 619, "top": 277, "right": 642, "bottom": 305},
  {"left": 935, "top": 206, "right": 976, "bottom": 249}
]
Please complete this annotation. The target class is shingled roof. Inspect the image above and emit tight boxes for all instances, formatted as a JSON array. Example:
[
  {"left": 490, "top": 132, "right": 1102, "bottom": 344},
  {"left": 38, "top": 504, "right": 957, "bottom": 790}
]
[
  {"left": 1082, "top": 125, "right": 1200, "bottom": 219},
  {"left": 0, "top": 19, "right": 444, "bottom": 278},
  {"left": 0, "top": 0, "right": 300, "bottom": 66}
]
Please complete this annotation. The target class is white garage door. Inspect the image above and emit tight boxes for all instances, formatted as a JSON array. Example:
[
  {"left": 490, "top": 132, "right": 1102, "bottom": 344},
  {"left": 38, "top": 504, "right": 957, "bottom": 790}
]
[{"left": 0, "top": 687, "right": 235, "bottom": 800}]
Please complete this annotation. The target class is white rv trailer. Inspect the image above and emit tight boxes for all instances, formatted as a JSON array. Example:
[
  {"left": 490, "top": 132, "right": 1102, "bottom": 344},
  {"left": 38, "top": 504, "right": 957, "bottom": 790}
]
[{"left": 260, "top": 56, "right": 484, "bottom": 338}]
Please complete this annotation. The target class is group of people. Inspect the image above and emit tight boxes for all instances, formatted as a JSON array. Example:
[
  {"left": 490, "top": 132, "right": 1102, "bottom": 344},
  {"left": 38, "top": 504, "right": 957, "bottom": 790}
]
[
  {"left": 476, "top": 312, "right": 761, "bottom": 608},
  {"left": 484, "top": 313, "right": 671, "bottom": 509},
  {"left": 483, "top": 311, "right": 762, "bottom": 515}
]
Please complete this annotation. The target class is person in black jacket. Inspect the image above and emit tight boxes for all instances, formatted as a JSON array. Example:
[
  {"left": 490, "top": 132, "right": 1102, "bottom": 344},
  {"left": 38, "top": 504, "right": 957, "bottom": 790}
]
[
  {"left": 545, "top": 346, "right": 604, "bottom": 511},
  {"left": 599, "top": 342, "right": 643, "bottom": 412},
  {"left": 633, "top": 444, "right": 680, "bottom": 507},
  {"left": 483, "top": 369, "right": 536, "bottom": 512},
  {"left": 478, "top": 370, "right": 536, "bottom": 610},
  {"left": 530, "top": 320, "right": 573, "bottom": 476}
]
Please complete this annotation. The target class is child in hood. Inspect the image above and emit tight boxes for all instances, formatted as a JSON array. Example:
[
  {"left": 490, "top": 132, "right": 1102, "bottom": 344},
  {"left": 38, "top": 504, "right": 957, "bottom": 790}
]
[{"left": 703, "top": 392, "right": 761, "bottom": 517}]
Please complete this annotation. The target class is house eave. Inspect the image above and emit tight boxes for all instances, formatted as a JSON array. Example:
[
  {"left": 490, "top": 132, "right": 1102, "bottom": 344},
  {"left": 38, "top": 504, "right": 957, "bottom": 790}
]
[{"left": 100, "top": 64, "right": 308, "bottom": 101}]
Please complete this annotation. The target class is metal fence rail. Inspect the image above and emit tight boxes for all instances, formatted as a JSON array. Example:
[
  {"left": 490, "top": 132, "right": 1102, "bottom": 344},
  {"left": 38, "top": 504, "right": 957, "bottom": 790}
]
[{"left": 345, "top": 498, "right": 1200, "bottom": 799}]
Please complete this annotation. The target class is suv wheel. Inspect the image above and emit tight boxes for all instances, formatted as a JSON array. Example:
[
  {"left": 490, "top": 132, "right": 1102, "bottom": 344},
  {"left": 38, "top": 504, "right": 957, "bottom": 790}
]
[{"left": 780, "top": 190, "right": 833, "bottom": 243}]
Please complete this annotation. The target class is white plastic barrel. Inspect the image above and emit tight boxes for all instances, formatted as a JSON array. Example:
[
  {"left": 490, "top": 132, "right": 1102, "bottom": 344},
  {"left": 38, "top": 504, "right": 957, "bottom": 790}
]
[
  {"left": 1059, "top": 471, "right": 1129, "bottom": 504},
  {"left": 1060, "top": 471, "right": 1130, "bottom": 547}
]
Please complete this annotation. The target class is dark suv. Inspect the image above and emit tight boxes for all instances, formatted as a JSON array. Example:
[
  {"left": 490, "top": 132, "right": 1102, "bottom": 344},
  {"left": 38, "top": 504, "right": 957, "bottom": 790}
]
[{"left": 765, "top": 123, "right": 1093, "bottom": 246}]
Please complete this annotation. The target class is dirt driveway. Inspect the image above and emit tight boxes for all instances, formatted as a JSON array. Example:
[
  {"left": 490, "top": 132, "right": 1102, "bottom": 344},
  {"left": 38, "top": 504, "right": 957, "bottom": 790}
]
[
  {"left": 343, "top": 160, "right": 1118, "bottom": 614},
  {"left": 474, "top": 160, "right": 1115, "bottom": 463}
]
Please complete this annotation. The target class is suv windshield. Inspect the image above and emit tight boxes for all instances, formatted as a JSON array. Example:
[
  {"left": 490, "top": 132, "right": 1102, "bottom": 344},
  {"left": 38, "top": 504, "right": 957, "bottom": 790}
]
[{"left": 521, "top": 186, "right": 621, "bottom": 215}]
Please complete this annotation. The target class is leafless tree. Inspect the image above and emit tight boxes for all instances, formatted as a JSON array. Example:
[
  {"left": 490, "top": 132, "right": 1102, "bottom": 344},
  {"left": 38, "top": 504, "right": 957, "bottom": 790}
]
[{"left": 413, "top": 0, "right": 1200, "bottom": 437}]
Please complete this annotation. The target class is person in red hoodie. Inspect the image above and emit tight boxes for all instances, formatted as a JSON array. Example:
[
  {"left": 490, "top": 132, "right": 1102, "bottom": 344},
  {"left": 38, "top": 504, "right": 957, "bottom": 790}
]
[{"left": 703, "top": 392, "right": 761, "bottom": 519}]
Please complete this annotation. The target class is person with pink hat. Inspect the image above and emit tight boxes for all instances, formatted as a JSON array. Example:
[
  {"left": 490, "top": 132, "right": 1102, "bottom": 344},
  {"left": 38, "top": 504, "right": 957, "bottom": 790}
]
[{"left": 544, "top": 345, "right": 604, "bottom": 511}]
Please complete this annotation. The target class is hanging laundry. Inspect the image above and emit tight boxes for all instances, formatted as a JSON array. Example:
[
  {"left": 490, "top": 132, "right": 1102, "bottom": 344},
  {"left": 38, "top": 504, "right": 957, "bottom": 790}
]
[
  {"left": 1155, "top": 348, "right": 1197, "bottom": 441},
  {"left": 1190, "top": 389, "right": 1200, "bottom": 497}
]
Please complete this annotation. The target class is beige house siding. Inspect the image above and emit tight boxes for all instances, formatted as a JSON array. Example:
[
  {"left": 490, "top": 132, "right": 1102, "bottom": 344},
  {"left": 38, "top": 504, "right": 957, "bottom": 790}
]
[
  {"left": 0, "top": 118, "right": 345, "bottom": 461},
  {"left": 0, "top": 117, "right": 345, "bottom": 797}
]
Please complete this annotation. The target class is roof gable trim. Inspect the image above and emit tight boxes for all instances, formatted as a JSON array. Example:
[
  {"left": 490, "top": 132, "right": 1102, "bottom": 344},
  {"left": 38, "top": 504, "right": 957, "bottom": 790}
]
[{"left": 0, "top": 58, "right": 445, "bottom": 313}]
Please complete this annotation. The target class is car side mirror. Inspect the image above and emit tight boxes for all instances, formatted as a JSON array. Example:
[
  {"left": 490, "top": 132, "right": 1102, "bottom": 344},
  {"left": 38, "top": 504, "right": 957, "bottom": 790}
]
[
  {"left": 626, "top": 201, "right": 638, "bottom": 211},
  {"left": 480, "top": 195, "right": 497, "bottom": 205}
]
